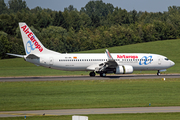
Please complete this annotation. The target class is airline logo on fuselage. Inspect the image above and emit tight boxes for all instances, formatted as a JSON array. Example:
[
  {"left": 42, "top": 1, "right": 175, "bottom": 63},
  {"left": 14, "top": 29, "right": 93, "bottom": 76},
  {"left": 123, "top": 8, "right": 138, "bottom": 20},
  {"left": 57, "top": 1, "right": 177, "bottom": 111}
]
[
  {"left": 139, "top": 56, "right": 152, "bottom": 65},
  {"left": 117, "top": 55, "right": 138, "bottom": 59},
  {"left": 21, "top": 25, "right": 43, "bottom": 53}
]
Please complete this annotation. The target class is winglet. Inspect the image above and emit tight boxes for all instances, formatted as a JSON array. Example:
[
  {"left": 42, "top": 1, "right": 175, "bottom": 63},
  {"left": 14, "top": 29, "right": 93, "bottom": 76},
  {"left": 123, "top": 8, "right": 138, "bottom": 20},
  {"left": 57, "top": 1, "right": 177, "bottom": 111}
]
[{"left": 105, "top": 49, "right": 113, "bottom": 60}]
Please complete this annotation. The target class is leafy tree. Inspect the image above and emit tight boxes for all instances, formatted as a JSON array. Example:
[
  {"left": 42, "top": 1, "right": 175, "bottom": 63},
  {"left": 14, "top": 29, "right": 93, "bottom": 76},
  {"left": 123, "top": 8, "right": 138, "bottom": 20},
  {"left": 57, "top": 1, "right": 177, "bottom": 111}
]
[
  {"left": 91, "top": 14, "right": 100, "bottom": 28},
  {"left": 52, "top": 11, "right": 65, "bottom": 28},
  {"left": 82, "top": 0, "right": 114, "bottom": 17},
  {"left": 142, "top": 24, "right": 158, "bottom": 42},
  {"left": 30, "top": 6, "right": 43, "bottom": 13},
  {"left": 0, "top": 0, "right": 8, "bottom": 14},
  {"left": 2, "top": 0, "right": 180, "bottom": 59},
  {"left": 164, "top": 22, "right": 177, "bottom": 39},
  {"left": 0, "top": 13, "right": 17, "bottom": 35},
  {"left": 67, "top": 11, "right": 81, "bottom": 31},
  {"left": 130, "top": 9, "right": 138, "bottom": 24},
  {"left": 41, "top": 26, "right": 67, "bottom": 52},
  {"left": 8, "top": 0, "right": 28, "bottom": 13},
  {"left": 36, "top": 11, "right": 51, "bottom": 29},
  {"left": 109, "top": 7, "right": 130, "bottom": 25},
  {"left": 0, "top": 32, "right": 11, "bottom": 59},
  {"left": 64, "top": 5, "right": 76, "bottom": 12},
  {"left": 80, "top": 12, "right": 91, "bottom": 27}
]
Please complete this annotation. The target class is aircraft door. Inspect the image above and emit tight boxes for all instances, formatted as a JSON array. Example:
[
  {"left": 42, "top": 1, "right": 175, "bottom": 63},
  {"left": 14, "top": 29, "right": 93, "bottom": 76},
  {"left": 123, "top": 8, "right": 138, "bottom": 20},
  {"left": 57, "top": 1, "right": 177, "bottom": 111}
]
[
  {"left": 158, "top": 57, "right": 161, "bottom": 65},
  {"left": 49, "top": 57, "right": 54, "bottom": 66}
]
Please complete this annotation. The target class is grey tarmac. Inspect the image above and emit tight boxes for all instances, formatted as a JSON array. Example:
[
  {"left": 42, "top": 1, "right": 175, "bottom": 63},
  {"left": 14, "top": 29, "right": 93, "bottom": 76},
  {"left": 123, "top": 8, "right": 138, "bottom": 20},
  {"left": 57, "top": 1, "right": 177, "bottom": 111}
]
[
  {"left": 0, "top": 74, "right": 180, "bottom": 82},
  {"left": 0, "top": 106, "right": 180, "bottom": 117}
]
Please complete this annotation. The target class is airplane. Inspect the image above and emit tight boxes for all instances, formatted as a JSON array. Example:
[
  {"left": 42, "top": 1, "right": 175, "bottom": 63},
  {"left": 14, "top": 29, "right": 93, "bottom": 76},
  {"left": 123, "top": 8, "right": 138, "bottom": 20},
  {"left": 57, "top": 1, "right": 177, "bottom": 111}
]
[{"left": 7, "top": 22, "right": 175, "bottom": 77}]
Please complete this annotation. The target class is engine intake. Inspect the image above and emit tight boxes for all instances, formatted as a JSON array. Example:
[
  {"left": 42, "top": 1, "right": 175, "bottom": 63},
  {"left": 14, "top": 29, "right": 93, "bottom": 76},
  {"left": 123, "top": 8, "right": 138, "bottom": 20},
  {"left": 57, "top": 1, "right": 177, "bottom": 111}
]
[{"left": 115, "top": 65, "right": 133, "bottom": 74}]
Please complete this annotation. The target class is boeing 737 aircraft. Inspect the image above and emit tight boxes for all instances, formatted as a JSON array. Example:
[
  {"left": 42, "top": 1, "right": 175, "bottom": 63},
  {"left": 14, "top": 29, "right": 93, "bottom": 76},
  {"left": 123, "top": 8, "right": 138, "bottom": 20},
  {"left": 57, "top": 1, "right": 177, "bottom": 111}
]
[{"left": 7, "top": 23, "right": 175, "bottom": 77}]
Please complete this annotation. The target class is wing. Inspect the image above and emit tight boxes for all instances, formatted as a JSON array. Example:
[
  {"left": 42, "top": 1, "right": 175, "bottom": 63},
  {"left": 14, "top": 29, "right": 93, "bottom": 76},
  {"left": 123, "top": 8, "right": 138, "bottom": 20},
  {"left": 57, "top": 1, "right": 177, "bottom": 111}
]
[
  {"left": 86, "top": 49, "right": 118, "bottom": 72},
  {"left": 103, "top": 49, "right": 118, "bottom": 69}
]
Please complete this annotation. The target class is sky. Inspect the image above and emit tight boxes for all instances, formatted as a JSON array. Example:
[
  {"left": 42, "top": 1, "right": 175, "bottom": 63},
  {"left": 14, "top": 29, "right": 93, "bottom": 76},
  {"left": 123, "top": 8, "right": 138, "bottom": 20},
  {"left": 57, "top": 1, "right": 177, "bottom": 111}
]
[{"left": 4, "top": 0, "right": 180, "bottom": 12}]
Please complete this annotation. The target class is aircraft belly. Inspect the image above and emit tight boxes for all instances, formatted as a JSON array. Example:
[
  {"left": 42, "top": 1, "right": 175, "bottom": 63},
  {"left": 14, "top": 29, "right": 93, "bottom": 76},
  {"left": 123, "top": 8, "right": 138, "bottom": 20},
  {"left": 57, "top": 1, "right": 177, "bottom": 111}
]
[
  {"left": 133, "top": 65, "right": 166, "bottom": 71},
  {"left": 52, "top": 62, "right": 89, "bottom": 71}
]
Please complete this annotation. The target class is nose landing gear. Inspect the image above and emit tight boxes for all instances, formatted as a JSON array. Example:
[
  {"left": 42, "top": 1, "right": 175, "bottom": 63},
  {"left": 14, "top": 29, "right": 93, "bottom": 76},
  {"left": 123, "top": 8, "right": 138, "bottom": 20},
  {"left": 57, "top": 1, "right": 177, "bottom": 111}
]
[{"left": 157, "top": 70, "right": 161, "bottom": 76}]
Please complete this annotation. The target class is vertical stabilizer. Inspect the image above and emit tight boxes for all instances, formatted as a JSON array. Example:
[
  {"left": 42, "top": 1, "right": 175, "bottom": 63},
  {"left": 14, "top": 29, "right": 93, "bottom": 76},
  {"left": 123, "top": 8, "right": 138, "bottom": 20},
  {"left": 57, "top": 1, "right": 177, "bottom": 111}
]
[{"left": 19, "top": 22, "right": 46, "bottom": 55}]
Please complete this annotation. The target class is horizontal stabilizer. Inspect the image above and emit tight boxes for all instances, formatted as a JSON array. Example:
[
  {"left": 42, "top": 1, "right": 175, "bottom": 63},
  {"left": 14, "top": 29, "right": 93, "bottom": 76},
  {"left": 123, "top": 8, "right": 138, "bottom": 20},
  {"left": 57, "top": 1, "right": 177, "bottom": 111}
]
[
  {"left": 6, "top": 53, "right": 24, "bottom": 58},
  {"left": 26, "top": 54, "right": 39, "bottom": 59}
]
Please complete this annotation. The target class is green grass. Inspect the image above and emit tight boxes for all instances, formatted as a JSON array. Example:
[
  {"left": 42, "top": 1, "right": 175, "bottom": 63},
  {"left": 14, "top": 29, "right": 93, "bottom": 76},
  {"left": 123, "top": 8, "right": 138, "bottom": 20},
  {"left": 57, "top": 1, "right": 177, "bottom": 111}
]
[
  {"left": 1, "top": 113, "right": 180, "bottom": 120},
  {"left": 0, "top": 39, "right": 180, "bottom": 77},
  {"left": 0, "top": 78, "right": 180, "bottom": 111}
]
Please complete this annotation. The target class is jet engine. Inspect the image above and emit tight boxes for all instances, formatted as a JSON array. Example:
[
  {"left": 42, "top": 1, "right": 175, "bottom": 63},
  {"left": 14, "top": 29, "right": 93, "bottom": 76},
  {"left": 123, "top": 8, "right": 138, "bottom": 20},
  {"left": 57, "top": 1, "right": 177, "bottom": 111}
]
[{"left": 115, "top": 65, "right": 133, "bottom": 74}]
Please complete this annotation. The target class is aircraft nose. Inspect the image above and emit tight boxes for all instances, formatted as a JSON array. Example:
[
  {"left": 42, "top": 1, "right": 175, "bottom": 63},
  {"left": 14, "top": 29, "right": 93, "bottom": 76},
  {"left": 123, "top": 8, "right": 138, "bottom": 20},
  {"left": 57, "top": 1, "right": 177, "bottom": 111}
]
[{"left": 170, "top": 61, "right": 175, "bottom": 66}]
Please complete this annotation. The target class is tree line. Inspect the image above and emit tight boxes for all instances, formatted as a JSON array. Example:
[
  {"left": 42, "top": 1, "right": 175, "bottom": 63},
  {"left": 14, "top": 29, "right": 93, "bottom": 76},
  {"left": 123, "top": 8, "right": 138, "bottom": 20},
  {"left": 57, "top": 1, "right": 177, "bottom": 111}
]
[{"left": 1, "top": 0, "right": 180, "bottom": 59}]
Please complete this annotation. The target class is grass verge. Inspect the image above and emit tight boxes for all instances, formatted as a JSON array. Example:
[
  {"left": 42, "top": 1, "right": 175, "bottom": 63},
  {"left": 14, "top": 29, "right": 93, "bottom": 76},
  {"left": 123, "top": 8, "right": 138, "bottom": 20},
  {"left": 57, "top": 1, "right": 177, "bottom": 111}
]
[{"left": 0, "top": 78, "right": 180, "bottom": 111}]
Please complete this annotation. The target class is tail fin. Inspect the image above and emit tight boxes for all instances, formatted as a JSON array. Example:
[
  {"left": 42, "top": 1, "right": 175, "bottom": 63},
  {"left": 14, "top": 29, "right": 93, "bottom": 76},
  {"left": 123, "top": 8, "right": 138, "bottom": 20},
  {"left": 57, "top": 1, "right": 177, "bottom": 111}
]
[{"left": 19, "top": 22, "right": 45, "bottom": 55}]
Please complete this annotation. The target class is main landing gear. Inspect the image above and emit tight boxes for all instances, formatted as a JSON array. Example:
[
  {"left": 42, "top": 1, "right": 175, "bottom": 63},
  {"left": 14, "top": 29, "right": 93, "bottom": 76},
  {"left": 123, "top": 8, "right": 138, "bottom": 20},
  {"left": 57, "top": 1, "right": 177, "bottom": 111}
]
[
  {"left": 89, "top": 71, "right": 96, "bottom": 77},
  {"left": 89, "top": 72, "right": 106, "bottom": 77},
  {"left": 157, "top": 70, "right": 161, "bottom": 76},
  {"left": 100, "top": 73, "right": 106, "bottom": 77}
]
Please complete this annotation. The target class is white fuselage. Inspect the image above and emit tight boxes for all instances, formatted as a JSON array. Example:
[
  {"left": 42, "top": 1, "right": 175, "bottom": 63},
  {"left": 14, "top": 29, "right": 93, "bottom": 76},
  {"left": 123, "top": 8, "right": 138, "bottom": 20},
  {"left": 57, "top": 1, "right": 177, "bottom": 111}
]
[{"left": 25, "top": 52, "right": 175, "bottom": 72}]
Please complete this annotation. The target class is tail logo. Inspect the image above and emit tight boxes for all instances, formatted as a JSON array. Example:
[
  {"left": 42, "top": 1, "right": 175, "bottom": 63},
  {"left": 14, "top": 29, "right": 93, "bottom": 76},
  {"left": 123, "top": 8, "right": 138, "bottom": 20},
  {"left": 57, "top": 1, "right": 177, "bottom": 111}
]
[
  {"left": 21, "top": 25, "right": 43, "bottom": 53},
  {"left": 26, "top": 40, "right": 35, "bottom": 54}
]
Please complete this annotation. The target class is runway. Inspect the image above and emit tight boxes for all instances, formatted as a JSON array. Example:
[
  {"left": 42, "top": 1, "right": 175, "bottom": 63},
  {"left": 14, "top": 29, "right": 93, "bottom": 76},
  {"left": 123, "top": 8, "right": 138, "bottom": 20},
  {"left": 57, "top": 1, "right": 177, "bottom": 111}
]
[
  {"left": 0, "top": 106, "right": 180, "bottom": 117},
  {"left": 0, "top": 74, "right": 180, "bottom": 82}
]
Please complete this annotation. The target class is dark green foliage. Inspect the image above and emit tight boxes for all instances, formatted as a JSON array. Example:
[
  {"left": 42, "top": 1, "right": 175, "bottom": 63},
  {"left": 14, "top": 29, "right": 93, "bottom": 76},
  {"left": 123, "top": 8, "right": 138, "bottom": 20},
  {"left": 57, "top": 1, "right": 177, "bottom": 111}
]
[
  {"left": 91, "top": 14, "right": 100, "bottom": 27},
  {"left": 0, "top": 32, "right": 10, "bottom": 59},
  {"left": 52, "top": 11, "right": 65, "bottom": 28},
  {"left": 8, "top": 0, "right": 28, "bottom": 13},
  {"left": 81, "top": 0, "right": 114, "bottom": 17},
  {"left": 1, "top": 0, "right": 180, "bottom": 59},
  {"left": 0, "top": 0, "right": 8, "bottom": 14}
]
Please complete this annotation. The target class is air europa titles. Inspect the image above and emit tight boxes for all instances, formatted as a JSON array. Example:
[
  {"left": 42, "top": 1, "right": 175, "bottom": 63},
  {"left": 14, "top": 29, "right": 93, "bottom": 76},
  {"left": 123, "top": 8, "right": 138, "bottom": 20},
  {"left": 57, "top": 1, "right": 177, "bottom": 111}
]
[
  {"left": 117, "top": 55, "right": 138, "bottom": 59},
  {"left": 21, "top": 25, "right": 43, "bottom": 52}
]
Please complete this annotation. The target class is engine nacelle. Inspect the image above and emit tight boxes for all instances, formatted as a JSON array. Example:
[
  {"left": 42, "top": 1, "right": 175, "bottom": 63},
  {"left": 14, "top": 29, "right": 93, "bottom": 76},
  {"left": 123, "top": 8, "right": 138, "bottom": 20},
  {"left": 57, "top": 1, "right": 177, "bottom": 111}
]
[{"left": 115, "top": 65, "right": 133, "bottom": 74}]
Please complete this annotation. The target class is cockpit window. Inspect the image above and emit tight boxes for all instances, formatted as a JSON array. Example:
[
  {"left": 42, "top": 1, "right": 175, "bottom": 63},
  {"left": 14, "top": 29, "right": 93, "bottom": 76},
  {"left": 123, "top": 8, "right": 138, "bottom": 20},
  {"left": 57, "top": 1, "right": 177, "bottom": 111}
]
[{"left": 165, "top": 58, "right": 169, "bottom": 61}]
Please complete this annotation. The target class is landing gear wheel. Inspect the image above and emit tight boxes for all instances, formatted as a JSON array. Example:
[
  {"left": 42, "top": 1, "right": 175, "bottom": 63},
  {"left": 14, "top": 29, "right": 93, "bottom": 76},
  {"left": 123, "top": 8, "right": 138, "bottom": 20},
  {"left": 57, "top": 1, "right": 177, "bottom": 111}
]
[
  {"left": 89, "top": 72, "right": 95, "bottom": 77},
  {"left": 100, "top": 73, "right": 106, "bottom": 77},
  {"left": 157, "top": 72, "right": 161, "bottom": 76},
  {"left": 157, "top": 70, "right": 161, "bottom": 76}
]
